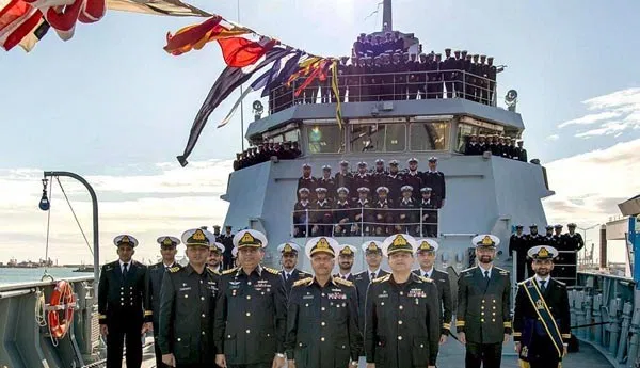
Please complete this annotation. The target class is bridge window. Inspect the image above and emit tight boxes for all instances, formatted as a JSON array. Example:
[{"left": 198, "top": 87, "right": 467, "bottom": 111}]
[
  {"left": 349, "top": 123, "right": 406, "bottom": 153},
  {"left": 455, "top": 121, "right": 504, "bottom": 153},
  {"left": 306, "top": 124, "right": 345, "bottom": 154},
  {"left": 410, "top": 122, "right": 449, "bottom": 151}
]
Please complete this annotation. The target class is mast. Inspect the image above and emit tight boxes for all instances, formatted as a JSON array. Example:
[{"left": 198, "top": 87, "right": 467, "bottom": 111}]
[{"left": 382, "top": 0, "right": 392, "bottom": 32}]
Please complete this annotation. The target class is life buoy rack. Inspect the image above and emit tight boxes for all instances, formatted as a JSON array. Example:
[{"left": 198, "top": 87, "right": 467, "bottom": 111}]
[{"left": 46, "top": 281, "right": 77, "bottom": 340}]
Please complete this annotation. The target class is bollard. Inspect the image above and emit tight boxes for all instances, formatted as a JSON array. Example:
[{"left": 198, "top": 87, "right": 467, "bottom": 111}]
[
  {"left": 618, "top": 302, "right": 633, "bottom": 364},
  {"left": 585, "top": 294, "right": 594, "bottom": 341},
  {"left": 609, "top": 298, "right": 622, "bottom": 356},
  {"left": 576, "top": 291, "right": 587, "bottom": 339},
  {"left": 593, "top": 293, "right": 604, "bottom": 346},
  {"left": 627, "top": 308, "right": 640, "bottom": 368}
]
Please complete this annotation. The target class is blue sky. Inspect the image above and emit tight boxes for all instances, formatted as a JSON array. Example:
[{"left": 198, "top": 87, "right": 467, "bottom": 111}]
[{"left": 1, "top": 0, "right": 639, "bottom": 264}]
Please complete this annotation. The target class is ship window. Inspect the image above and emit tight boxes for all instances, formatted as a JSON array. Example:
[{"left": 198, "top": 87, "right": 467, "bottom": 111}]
[
  {"left": 349, "top": 124, "right": 406, "bottom": 153},
  {"left": 410, "top": 122, "right": 449, "bottom": 151},
  {"left": 306, "top": 125, "right": 345, "bottom": 154},
  {"left": 284, "top": 129, "right": 300, "bottom": 143},
  {"left": 455, "top": 123, "right": 503, "bottom": 153}
]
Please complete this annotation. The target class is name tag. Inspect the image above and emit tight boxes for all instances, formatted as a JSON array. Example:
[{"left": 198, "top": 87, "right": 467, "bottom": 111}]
[
  {"left": 229, "top": 282, "right": 241, "bottom": 290},
  {"left": 328, "top": 293, "right": 347, "bottom": 300},
  {"left": 438, "top": 279, "right": 446, "bottom": 282},
  {"left": 179, "top": 287, "right": 191, "bottom": 291},
  {"left": 303, "top": 294, "right": 315, "bottom": 300},
  {"left": 378, "top": 293, "right": 388, "bottom": 299}
]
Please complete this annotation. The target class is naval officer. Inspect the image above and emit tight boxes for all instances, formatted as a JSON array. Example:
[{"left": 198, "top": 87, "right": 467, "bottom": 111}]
[
  {"left": 457, "top": 235, "right": 512, "bottom": 368},
  {"left": 364, "top": 234, "right": 440, "bottom": 368},
  {"left": 333, "top": 244, "right": 357, "bottom": 282},
  {"left": 146, "top": 236, "right": 180, "bottom": 368},
  {"left": 513, "top": 245, "right": 571, "bottom": 368},
  {"left": 285, "top": 237, "right": 361, "bottom": 368},
  {"left": 214, "top": 229, "right": 288, "bottom": 368},
  {"left": 98, "top": 235, "right": 150, "bottom": 368},
  {"left": 354, "top": 240, "right": 389, "bottom": 333},
  {"left": 208, "top": 242, "right": 225, "bottom": 274},
  {"left": 158, "top": 228, "right": 219, "bottom": 368},
  {"left": 277, "top": 242, "right": 311, "bottom": 294}
]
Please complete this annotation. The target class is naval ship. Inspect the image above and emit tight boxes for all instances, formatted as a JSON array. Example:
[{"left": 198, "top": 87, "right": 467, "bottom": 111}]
[{"left": 1, "top": 1, "right": 639, "bottom": 367}]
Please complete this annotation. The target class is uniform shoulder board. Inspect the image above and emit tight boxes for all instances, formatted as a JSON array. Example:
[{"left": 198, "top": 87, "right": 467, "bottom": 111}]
[
  {"left": 222, "top": 267, "right": 238, "bottom": 275},
  {"left": 373, "top": 274, "right": 390, "bottom": 283},
  {"left": 207, "top": 268, "right": 220, "bottom": 275},
  {"left": 554, "top": 279, "right": 566, "bottom": 287},
  {"left": 334, "top": 277, "right": 354, "bottom": 287},
  {"left": 169, "top": 266, "right": 181, "bottom": 273},
  {"left": 419, "top": 275, "right": 434, "bottom": 283},
  {"left": 293, "top": 277, "right": 313, "bottom": 287},
  {"left": 264, "top": 267, "right": 279, "bottom": 275},
  {"left": 495, "top": 267, "right": 509, "bottom": 275}
]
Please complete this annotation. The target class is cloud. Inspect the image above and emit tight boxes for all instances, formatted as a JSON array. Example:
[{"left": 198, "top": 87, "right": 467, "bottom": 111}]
[
  {"left": 542, "top": 138, "right": 640, "bottom": 226},
  {"left": 546, "top": 134, "right": 560, "bottom": 141},
  {"left": 0, "top": 160, "right": 233, "bottom": 265},
  {"left": 557, "top": 87, "right": 640, "bottom": 139}
]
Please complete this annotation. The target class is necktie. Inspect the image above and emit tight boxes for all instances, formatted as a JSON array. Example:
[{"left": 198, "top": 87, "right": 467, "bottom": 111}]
[
  {"left": 123, "top": 262, "right": 129, "bottom": 277},
  {"left": 540, "top": 280, "right": 546, "bottom": 292},
  {"left": 370, "top": 273, "right": 375, "bottom": 281},
  {"left": 484, "top": 271, "right": 490, "bottom": 282}
]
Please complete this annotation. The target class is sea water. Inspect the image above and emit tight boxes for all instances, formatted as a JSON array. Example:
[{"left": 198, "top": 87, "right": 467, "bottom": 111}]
[{"left": 0, "top": 268, "right": 85, "bottom": 286}]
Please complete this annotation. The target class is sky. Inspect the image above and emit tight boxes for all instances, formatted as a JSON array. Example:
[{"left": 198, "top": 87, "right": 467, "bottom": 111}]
[{"left": 1, "top": 0, "right": 639, "bottom": 265}]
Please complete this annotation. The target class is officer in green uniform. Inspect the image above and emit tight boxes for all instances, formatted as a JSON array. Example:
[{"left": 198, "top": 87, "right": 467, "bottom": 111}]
[
  {"left": 208, "top": 242, "right": 225, "bottom": 274},
  {"left": 158, "top": 228, "right": 219, "bottom": 368},
  {"left": 146, "top": 236, "right": 180, "bottom": 368},
  {"left": 513, "top": 245, "right": 571, "bottom": 368},
  {"left": 276, "top": 242, "right": 311, "bottom": 294},
  {"left": 413, "top": 239, "right": 453, "bottom": 346},
  {"left": 364, "top": 234, "right": 440, "bottom": 368},
  {"left": 285, "top": 237, "right": 361, "bottom": 368},
  {"left": 98, "top": 235, "right": 150, "bottom": 368},
  {"left": 214, "top": 229, "right": 288, "bottom": 368},
  {"left": 457, "top": 235, "right": 512, "bottom": 368}
]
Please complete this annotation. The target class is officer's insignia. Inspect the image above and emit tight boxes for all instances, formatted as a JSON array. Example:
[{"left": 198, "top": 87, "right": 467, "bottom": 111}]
[
  {"left": 222, "top": 268, "right": 238, "bottom": 275},
  {"left": 341, "top": 246, "right": 353, "bottom": 255},
  {"left": 293, "top": 277, "right": 313, "bottom": 287},
  {"left": 368, "top": 242, "right": 379, "bottom": 251},
  {"left": 419, "top": 275, "right": 433, "bottom": 283},
  {"left": 334, "top": 277, "right": 353, "bottom": 287},
  {"left": 499, "top": 270, "right": 509, "bottom": 275},
  {"left": 264, "top": 267, "right": 279, "bottom": 274},
  {"left": 373, "top": 274, "right": 390, "bottom": 283},
  {"left": 536, "top": 299, "right": 544, "bottom": 310},
  {"left": 328, "top": 292, "right": 347, "bottom": 300},
  {"left": 169, "top": 267, "right": 180, "bottom": 273},
  {"left": 539, "top": 247, "right": 549, "bottom": 258},
  {"left": 193, "top": 229, "right": 206, "bottom": 241},
  {"left": 240, "top": 232, "right": 256, "bottom": 244},
  {"left": 121, "top": 236, "right": 130, "bottom": 244},
  {"left": 481, "top": 236, "right": 493, "bottom": 245},
  {"left": 418, "top": 241, "right": 433, "bottom": 251},
  {"left": 162, "top": 237, "right": 173, "bottom": 246},
  {"left": 393, "top": 235, "right": 407, "bottom": 246},
  {"left": 284, "top": 243, "right": 293, "bottom": 252}
]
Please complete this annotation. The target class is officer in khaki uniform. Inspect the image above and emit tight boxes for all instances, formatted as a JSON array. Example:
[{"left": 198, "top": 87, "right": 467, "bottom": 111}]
[
  {"left": 214, "top": 229, "right": 288, "bottom": 368},
  {"left": 158, "top": 228, "right": 219, "bottom": 368},
  {"left": 146, "top": 236, "right": 180, "bottom": 368},
  {"left": 364, "top": 234, "right": 440, "bottom": 368},
  {"left": 457, "top": 235, "right": 512, "bottom": 368},
  {"left": 285, "top": 237, "right": 361, "bottom": 368}
]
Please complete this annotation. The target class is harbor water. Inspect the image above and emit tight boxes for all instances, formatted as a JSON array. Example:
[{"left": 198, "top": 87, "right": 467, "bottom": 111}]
[{"left": 0, "top": 267, "right": 84, "bottom": 286}]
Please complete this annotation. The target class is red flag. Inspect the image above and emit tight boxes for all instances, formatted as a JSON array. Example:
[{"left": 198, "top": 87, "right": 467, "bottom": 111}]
[
  {"left": 0, "top": 0, "right": 41, "bottom": 51},
  {"left": 218, "top": 34, "right": 276, "bottom": 68}
]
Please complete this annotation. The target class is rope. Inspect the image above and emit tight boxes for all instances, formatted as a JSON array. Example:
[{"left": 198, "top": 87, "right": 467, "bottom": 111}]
[
  {"left": 56, "top": 177, "right": 93, "bottom": 256},
  {"left": 35, "top": 289, "right": 47, "bottom": 327},
  {"left": 42, "top": 179, "right": 54, "bottom": 281}
]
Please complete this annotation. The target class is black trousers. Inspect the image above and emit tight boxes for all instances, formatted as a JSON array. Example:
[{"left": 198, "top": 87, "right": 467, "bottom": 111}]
[
  {"left": 228, "top": 364, "right": 271, "bottom": 368},
  {"left": 106, "top": 314, "right": 143, "bottom": 368},
  {"left": 465, "top": 341, "right": 502, "bottom": 368},
  {"left": 177, "top": 364, "right": 215, "bottom": 368},
  {"left": 515, "top": 254, "right": 528, "bottom": 283}
]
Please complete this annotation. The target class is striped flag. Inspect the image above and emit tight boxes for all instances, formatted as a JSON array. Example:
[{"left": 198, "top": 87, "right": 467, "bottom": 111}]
[{"left": 331, "top": 60, "right": 343, "bottom": 130}]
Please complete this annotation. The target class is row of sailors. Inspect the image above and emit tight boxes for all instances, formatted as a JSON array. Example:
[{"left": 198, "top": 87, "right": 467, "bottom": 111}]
[
  {"left": 293, "top": 185, "right": 439, "bottom": 238},
  {"left": 352, "top": 31, "right": 407, "bottom": 58},
  {"left": 234, "top": 141, "right": 302, "bottom": 171},
  {"left": 297, "top": 157, "right": 446, "bottom": 207},
  {"left": 101, "top": 228, "right": 570, "bottom": 368},
  {"left": 270, "top": 49, "right": 499, "bottom": 113},
  {"left": 463, "top": 135, "right": 529, "bottom": 161}
]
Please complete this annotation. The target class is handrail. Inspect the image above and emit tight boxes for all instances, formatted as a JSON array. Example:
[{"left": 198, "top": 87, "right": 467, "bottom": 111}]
[
  {"left": 269, "top": 69, "right": 497, "bottom": 113},
  {"left": 0, "top": 275, "right": 94, "bottom": 292}
]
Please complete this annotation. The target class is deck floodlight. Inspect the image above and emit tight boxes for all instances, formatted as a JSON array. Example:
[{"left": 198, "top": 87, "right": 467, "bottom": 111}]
[
  {"left": 505, "top": 90, "right": 518, "bottom": 111},
  {"left": 253, "top": 100, "right": 264, "bottom": 121}
]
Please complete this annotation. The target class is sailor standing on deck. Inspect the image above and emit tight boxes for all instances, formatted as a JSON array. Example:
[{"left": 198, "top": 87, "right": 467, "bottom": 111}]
[
  {"left": 158, "top": 228, "right": 220, "bottom": 368},
  {"left": 513, "top": 245, "right": 571, "bottom": 368},
  {"left": 364, "top": 234, "right": 440, "bottom": 368},
  {"left": 285, "top": 237, "right": 362, "bottom": 368},
  {"left": 509, "top": 225, "right": 528, "bottom": 283},
  {"left": 277, "top": 242, "right": 311, "bottom": 294},
  {"left": 98, "top": 235, "right": 150, "bottom": 368},
  {"left": 457, "top": 235, "right": 512, "bottom": 368},
  {"left": 146, "top": 236, "right": 180, "bottom": 368},
  {"left": 214, "top": 229, "right": 288, "bottom": 368},
  {"left": 413, "top": 239, "right": 453, "bottom": 347}
]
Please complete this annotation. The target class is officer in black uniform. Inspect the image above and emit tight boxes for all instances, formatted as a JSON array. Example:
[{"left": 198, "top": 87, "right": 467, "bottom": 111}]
[
  {"left": 334, "top": 244, "right": 357, "bottom": 282},
  {"left": 220, "top": 226, "right": 235, "bottom": 271},
  {"left": 334, "top": 160, "right": 353, "bottom": 195},
  {"left": 298, "top": 163, "right": 318, "bottom": 201},
  {"left": 293, "top": 188, "right": 312, "bottom": 238},
  {"left": 543, "top": 225, "right": 556, "bottom": 246},
  {"left": 276, "top": 242, "right": 311, "bottom": 294},
  {"left": 333, "top": 187, "right": 353, "bottom": 237},
  {"left": 159, "top": 228, "right": 219, "bottom": 368},
  {"left": 509, "top": 225, "right": 529, "bottom": 282},
  {"left": 312, "top": 187, "right": 334, "bottom": 236},
  {"left": 354, "top": 241, "right": 389, "bottom": 334},
  {"left": 365, "top": 234, "right": 440, "bottom": 368},
  {"left": 208, "top": 242, "right": 225, "bottom": 274},
  {"left": 98, "top": 235, "right": 150, "bottom": 368},
  {"left": 214, "top": 229, "right": 288, "bottom": 368},
  {"left": 146, "top": 236, "right": 180, "bottom": 368},
  {"left": 317, "top": 165, "right": 336, "bottom": 203},
  {"left": 422, "top": 157, "right": 446, "bottom": 208},
  {"left": 514, "top": 245, "right": 571, "bottom": 368},
  {"left": 560, "top": 223, "right": 584, "bottom": 286},
  {"left": 285, "top": 237, "right": 361, "bottom": 368},
  {"left": 419, "top": 188, "right": 438, "bottom": 237},
  {"left": 413, "top": 239, "right": 453, "bottom": 347},
  {"left": 403, "top": 157, "right": 422, "bottom": 202},
  {"left": 516, "top": 140, "right": 528, "bottom": 162},
  {"left": 525, "top": 224, "right": 545, "bottom": 278},
  {"left": 457, "top": 235, "right": 512, "bottom": 368}
]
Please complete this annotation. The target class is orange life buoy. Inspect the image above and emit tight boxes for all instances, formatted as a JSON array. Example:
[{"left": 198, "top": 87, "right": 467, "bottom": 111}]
[{"left": 47, "top": 280, "right": 77, "bottom": 340}]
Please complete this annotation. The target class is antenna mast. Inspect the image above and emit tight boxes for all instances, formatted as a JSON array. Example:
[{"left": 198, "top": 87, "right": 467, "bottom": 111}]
[{"left": 382, "top": 0, "right": 393, "bottom": 32}]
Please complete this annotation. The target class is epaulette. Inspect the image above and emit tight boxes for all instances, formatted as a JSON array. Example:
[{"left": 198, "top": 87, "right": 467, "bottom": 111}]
[
  {"left": 373, "top": 274, "right": 390, "bottom": 283},
  {"left": 222, "top": 267, "right": 238, "bottom": 275},
  {"left": 419, "top": 275, "right": 434, "bottom": 283},
  {"left": 207, "top": 268, "right": 220, "bottom": 275},
  {"left": 169, "top": 266, "right": 181, "bottom": 273},
  {"left": 293, "top": 277, "right": 313, "bottom": 287},
  {"left": 496, "top": 267, "right": 509, "bottom": 275},
  {"left": 264, "top": 267, "right": 279, "bottom": 275},
  {"left": 334, "top": 277, "right": 354, "bottom": 287},
  {"left": 555, "top": 279, "right": 566, "bottom": 287},
  {"left": 460, "top": 267, "right": 475, "bottom": 273}
]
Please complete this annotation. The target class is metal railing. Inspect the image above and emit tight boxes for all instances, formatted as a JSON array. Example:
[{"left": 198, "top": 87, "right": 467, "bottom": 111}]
[
  {"left": 291, "top": 206, "right": 439, "bottom": 238},
  {"left": 268, "top": 69, "right": 497, "bottom": 113}
]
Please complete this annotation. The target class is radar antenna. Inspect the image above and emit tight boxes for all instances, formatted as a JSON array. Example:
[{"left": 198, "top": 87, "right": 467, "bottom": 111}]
[{"left": 382, "top": 0, "right": 392, "bottom": 32}]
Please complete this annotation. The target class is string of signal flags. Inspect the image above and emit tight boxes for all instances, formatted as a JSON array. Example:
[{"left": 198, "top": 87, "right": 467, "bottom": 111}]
[{"left": 164, "top": 15, "right": 344, "bottom": 167}]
